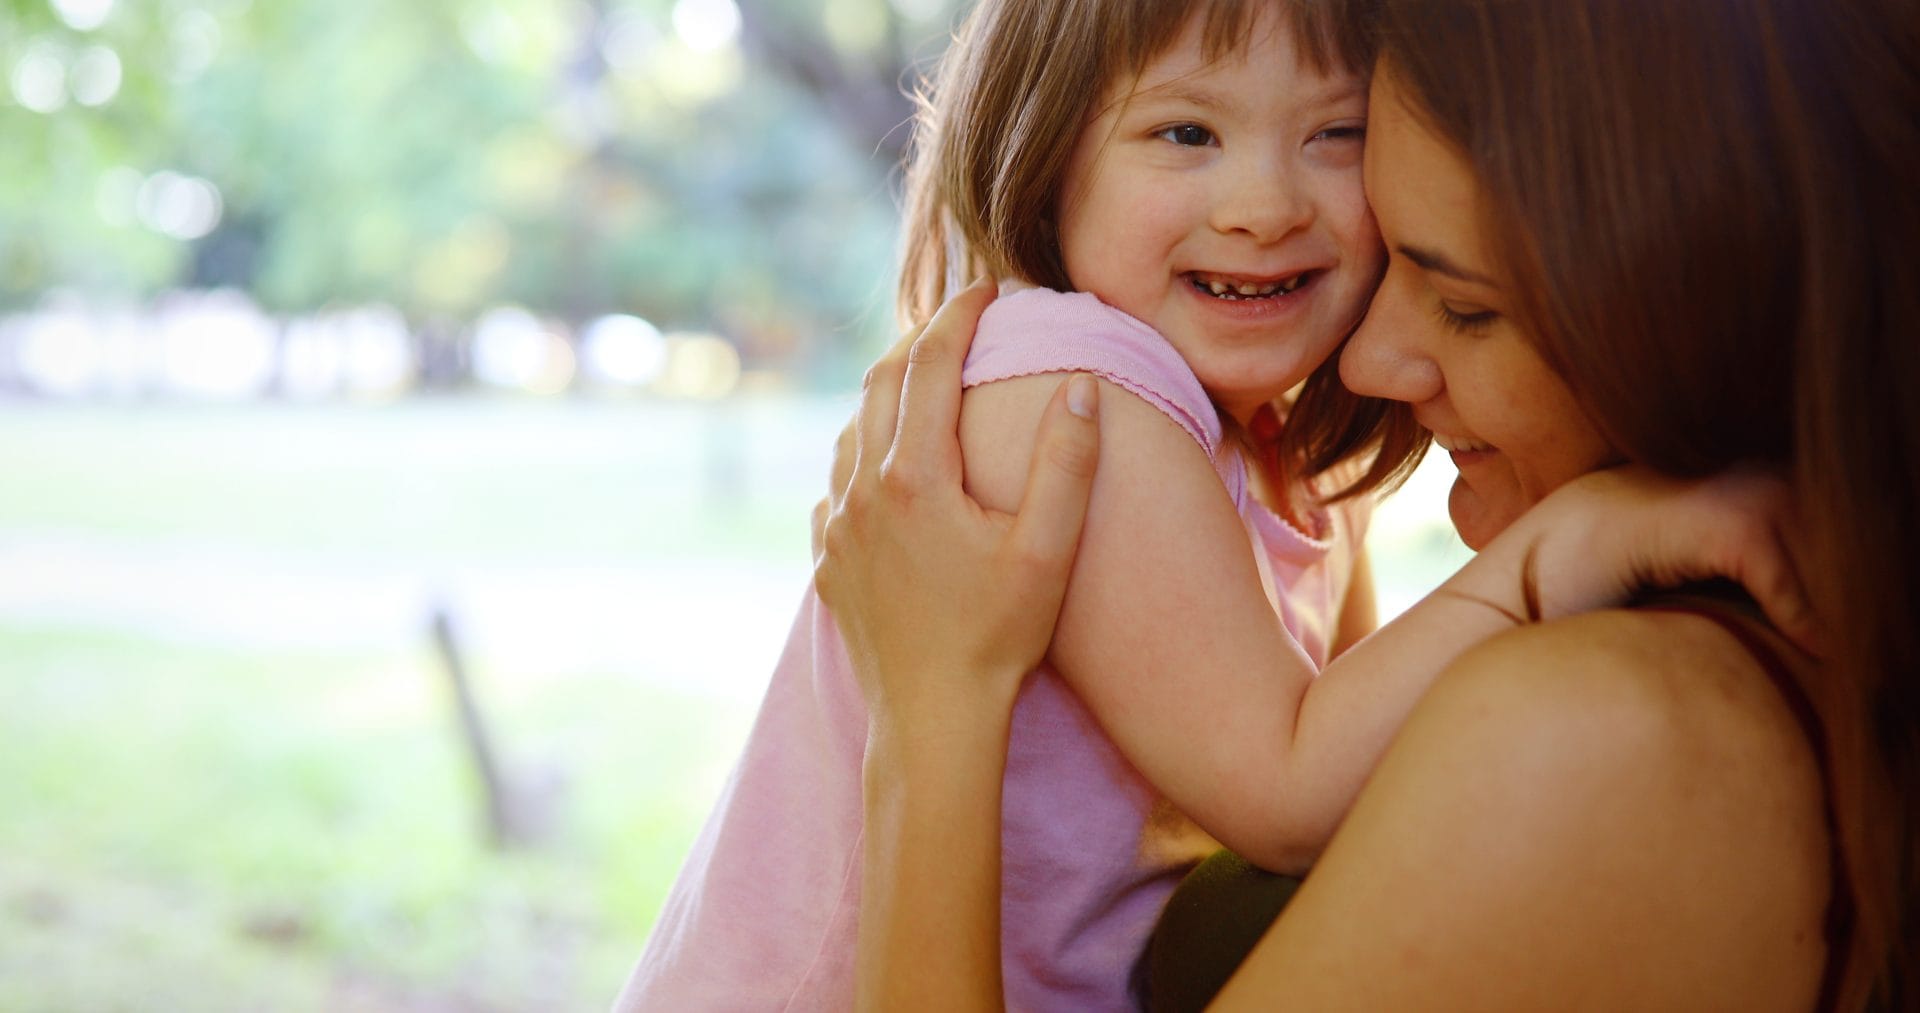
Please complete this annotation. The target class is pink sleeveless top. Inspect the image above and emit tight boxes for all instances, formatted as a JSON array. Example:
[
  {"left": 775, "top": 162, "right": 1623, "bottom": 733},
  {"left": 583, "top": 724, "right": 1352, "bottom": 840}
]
[{"left": 616, "top": 287, "right": 1371, "bottom": 1011}]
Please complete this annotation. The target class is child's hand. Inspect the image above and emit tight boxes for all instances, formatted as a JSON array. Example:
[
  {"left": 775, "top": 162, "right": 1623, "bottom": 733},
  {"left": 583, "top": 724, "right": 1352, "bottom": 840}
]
[
  {"left": 1479, "top": 466, "right": 1822, "bottom": 653},
  {"left": 812, "top": 279, "right": 1104, "bottom": 730}
]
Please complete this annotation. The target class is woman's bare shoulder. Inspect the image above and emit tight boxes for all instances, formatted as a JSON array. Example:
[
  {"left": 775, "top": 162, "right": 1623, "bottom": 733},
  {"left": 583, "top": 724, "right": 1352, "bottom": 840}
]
[
  {"left": 1443, "top": 610, "right": 1812, "bottom": 744},
  {"left": 1223, "top": 608, "right": 1834, "bottom": 1010},
  {"left": 1439, "top": 608, "right": 1822, "bottom": 773},
  {"left": 1416, "top": 609, "right": 1831, "bottom": 895}
]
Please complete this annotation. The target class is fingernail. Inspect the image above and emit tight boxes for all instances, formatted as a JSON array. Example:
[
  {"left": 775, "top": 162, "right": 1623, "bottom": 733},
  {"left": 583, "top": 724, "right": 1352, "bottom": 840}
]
[{"left": 1067, "top": 374, "right": 1097, "bottom": 419}]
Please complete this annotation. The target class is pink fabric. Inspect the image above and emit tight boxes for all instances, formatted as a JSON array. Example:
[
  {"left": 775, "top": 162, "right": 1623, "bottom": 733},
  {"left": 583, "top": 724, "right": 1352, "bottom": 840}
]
[{"left": 617, "top": 287, "right": 1371, "bottom": 1012}]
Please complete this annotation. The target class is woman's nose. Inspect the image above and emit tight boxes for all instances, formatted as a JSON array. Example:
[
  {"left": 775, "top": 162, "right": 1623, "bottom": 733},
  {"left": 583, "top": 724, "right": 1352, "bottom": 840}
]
[{"left": 1339, "top": 281, "right": 1442, "bottom": 404}]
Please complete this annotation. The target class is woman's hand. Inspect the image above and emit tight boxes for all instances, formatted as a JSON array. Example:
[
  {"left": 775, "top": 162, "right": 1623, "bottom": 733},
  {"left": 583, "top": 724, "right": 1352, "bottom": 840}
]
[
  {"left": 812, "top": 279, "right": 1104, "bottom": 730},
  {"left": 1449, "top": 465, "right": 1822, "bottom": 653},
  {"left": 813, "top": 280, "right": 1100, "bottom": 1013}
]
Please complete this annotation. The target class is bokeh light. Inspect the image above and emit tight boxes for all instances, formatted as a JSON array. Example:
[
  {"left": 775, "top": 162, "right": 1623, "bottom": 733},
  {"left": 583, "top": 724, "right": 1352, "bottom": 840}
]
[
  {"left": 11, "top": 42, "right": 68, "bottom": 114},
  {"left": 581, "top": 314, "right": 668, "bottom": 388},
  {"left": 52, "top": 0, "right": 115, "bottom": 32},
  {"left": 472, "top": 305, "right": 576, "bottom": 395},
  {"left": 601, "top": 10, "right": 661, "bottom": 74},
  {"left": 671, "top": 0, "right": 742, "bottom": 54},
  {"left": 136, "top": 171, "right": 224, "bottom": 241},
  {"left": 656, "top": 332, "right": 741, "bottom": 400},
  {"left": 70, "top": 45, "right": 123, "bottom": 106},
  {"left": 156, "top": 290, "right": 278, "bottom": 398},
  {"left": 14, "top": 305, "right": 102, "bottom": 397},
  {"left": 281, "top": 305, "right": 417, "bottom": 399},
  {"left": 171, "top": 8, "right": 222, "bottom": 81}
]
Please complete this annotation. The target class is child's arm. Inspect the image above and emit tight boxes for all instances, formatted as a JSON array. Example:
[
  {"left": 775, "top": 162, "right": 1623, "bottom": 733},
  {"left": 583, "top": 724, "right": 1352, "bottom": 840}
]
[
  {"left": 964, "top": 376, "right": 1819, "bottom": 875},
  {"left": 959, "top": 376, "right": 1512, "bottom": 872}
]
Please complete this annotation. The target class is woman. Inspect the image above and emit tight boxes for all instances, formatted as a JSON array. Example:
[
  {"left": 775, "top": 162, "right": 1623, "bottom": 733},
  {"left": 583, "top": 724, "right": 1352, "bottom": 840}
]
[{"left": 814, "top": 0, "right": 1916, "bottom": 1008}]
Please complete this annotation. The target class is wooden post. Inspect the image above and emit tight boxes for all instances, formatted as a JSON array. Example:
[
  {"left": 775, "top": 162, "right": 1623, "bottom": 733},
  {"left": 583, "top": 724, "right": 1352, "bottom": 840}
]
[{"left": 430, "top": 605, "right": 518, "bottom": 848}]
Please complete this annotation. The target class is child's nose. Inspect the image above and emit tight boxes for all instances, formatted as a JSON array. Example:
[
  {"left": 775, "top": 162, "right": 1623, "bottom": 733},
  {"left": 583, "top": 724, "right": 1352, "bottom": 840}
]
[{"left": 1208, "top": 157, "right": 1310, "bottom": 243}]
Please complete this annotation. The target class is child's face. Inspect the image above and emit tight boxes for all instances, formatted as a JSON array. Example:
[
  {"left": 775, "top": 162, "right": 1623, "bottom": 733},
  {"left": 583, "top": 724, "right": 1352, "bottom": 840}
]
[{"left": 1055, "top": 9, "right": 1382, "bottom": 426}]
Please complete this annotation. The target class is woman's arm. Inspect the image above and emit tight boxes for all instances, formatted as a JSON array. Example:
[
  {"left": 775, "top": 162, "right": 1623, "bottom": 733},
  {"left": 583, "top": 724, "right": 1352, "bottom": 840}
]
[{"left": 815, "top": 281, "right": 1102, "bottom": 1011}]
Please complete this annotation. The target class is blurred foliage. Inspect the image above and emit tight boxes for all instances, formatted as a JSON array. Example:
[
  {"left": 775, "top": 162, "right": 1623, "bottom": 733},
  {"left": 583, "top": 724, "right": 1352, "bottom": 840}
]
[{"left": 0, "top": 0, "right": 964, "bottom": 378}]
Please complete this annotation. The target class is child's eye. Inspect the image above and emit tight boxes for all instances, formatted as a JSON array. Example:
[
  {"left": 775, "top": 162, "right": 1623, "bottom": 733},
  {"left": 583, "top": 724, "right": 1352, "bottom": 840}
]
[
  {"left": 1156, "top": 123, "right": 1216, "bottom": 147},
  {"left": 1313, "top": 123, "right": 1366, "bottom": 143}
]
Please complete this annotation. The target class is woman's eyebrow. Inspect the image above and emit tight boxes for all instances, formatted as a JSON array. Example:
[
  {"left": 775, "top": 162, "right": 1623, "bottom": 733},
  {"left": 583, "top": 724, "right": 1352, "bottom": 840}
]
[{"left": 1398, "top": 244, "right": 1497, "bottom": 286}]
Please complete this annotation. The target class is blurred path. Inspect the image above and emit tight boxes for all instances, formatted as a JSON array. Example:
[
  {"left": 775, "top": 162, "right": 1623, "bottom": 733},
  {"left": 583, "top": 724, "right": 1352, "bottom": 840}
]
[{"left": 0, "top": 531, "right": 810, "bottom": 704}]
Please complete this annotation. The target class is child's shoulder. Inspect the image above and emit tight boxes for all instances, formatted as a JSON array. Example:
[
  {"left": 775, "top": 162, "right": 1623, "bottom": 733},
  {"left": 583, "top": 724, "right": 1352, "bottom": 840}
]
[{"left": 966, "top": 287, "right": 1220, "bottom": 456}]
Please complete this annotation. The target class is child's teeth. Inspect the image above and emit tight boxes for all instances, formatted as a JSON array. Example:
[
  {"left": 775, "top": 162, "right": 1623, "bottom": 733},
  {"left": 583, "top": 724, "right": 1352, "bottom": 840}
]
[{"left": 1194, "top": 272, "right": 1313, "bottom": 298}]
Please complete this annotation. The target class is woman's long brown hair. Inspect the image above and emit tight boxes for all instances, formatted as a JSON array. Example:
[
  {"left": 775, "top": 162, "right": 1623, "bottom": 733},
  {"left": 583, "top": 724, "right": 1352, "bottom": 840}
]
[
  {"left": 1371, "top": 0, "right": 1917, "bottom": 1006},
  {"left": 896, "top": 0, "right": 1427, "bottom": 501}
]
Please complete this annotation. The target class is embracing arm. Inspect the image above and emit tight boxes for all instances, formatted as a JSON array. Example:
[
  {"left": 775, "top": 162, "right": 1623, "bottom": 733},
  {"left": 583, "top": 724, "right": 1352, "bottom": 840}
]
[
  {"left": 816, "top": 282, "right": 1105, "bottom": 1011},
  {"left": 955, "top": 379, "right": 1545, "bottom": 871},
  {"left": 961, "top": 377, "right": 1819, "bottom": 872},
  {"left": 1213, "top": 609, "right": 1831, "bottom": 1010}
]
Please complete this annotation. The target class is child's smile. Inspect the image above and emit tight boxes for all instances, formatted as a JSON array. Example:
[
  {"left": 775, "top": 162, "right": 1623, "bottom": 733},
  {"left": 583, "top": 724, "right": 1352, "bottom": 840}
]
[
  {"left": 1185, "top": 270, "right": 1315, "bottom": 300},
  {"left": 1054, "top": 7, "right": 1382, "bottom": 427}
]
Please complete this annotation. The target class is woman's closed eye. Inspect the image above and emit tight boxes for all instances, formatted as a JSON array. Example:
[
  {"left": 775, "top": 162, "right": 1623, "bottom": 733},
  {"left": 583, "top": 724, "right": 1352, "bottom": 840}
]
[
  {"left": 1433, "top": 300, "right": 1499, "bottom": 333},
  {"left": 1156, "top": 123, "right": 1216, "bottom": 147}
]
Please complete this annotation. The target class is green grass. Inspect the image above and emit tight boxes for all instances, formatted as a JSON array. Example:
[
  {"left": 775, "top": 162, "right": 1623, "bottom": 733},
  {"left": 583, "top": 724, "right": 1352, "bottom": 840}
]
[
  {"left": 0, "top": 620, "right": 754, "bottom": 1011},
  {"left": 0, "top": 398, "right": 833, "bottom": 1008}
]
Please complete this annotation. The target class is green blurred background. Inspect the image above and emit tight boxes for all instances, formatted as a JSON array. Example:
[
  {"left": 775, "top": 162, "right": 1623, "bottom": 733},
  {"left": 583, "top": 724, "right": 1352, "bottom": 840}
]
[{"left": 0, "top": 0, "right": 1465, "bottom": 1008}]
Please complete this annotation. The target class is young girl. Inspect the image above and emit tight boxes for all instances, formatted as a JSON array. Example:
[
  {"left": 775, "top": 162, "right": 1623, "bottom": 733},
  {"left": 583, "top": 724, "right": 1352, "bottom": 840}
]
[{"left": 619, "top": 1, "right": 1448, "bottom": 1008}]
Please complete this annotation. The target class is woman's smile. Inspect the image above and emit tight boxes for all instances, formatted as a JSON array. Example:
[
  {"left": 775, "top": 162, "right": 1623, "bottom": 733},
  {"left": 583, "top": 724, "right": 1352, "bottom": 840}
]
[{"left": 1338, "top": 64, "right": 1618, "bottom": 548}]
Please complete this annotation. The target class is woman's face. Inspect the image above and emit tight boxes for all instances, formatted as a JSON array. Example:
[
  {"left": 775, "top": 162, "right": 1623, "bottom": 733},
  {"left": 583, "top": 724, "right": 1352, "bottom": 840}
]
[{"left": 1339, "top": 65, "right": 1618, "bottom": 550}]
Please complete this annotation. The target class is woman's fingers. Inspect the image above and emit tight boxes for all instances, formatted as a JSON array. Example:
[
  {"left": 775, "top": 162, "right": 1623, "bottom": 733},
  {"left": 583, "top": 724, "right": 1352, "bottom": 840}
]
[
  {"left": 828, "top": 409, "right": 858, "bottom": 511},
  {"left": 810, "top": 494, "right": 832, "bottom": 565},
  {"left": 854, "top": 322, "right": 924, "bottom": 484},
  {"left": 1008, "top": 375, "right": 1101, "bottom": 582},
  {"left": 887, "top": 277, "right": 996, "bottom": 487}
]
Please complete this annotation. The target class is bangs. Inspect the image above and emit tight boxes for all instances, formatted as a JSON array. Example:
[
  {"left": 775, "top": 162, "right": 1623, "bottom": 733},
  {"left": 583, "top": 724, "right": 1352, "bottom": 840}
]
[{"left": 1117, "top": 0, "right": 1376, "bottom": 81}]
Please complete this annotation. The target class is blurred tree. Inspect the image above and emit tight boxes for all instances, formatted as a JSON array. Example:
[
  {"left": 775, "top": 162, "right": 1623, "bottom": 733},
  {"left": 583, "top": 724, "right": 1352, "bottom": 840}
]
[{"left": 0, "top": 0, "right": 966, "bottom": 383}]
